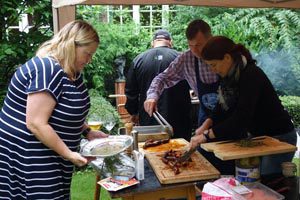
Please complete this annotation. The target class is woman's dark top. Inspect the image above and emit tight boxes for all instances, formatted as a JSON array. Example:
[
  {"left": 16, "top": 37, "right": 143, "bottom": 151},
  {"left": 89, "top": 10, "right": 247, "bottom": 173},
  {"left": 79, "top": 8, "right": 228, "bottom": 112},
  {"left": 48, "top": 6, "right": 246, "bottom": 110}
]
[{"left": 211, "top": 60, "right": 294, "bottom": 140}]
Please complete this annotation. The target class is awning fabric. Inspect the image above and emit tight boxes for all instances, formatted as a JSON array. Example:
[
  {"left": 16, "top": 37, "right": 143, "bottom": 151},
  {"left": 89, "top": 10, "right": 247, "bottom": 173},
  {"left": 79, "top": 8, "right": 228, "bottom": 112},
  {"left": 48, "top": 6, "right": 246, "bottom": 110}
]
[{"left": 52, "top": 0, "right": 300, "bottom": 9}]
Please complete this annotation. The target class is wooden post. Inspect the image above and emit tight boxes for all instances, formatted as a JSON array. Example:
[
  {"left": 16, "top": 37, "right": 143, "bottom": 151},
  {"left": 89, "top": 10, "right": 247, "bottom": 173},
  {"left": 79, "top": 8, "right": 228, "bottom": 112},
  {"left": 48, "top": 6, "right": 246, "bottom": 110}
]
[
  {"left": 115, "top": 80, "right": 131, "bottom": 123},
  {"left": 52, "top": 5, "right": 76, "bottom": 33}
]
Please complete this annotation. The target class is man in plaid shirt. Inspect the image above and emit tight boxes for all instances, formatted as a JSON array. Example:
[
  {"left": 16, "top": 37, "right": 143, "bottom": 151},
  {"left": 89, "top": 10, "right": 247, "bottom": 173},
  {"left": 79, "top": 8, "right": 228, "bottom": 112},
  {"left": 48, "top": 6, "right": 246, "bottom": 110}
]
[{"left": 144, "top": 19, "right": 219, "bottom": 132}]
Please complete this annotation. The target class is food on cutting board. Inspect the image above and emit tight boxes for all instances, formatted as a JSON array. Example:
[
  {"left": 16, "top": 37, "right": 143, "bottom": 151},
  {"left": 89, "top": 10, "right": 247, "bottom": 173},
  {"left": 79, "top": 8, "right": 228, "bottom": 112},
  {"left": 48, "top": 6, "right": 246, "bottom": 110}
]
[
  {"left": 143, "top": 139, "right": 186, "bottom": 152},
  {"left": 161, "top": 149, "right": 192, "bottom": 175},
  {"left": 143, "top": 138, "right": 170, "bottom": 149},
  {"left": 236, "top": 139, "right": 264, "bottom": 147}
]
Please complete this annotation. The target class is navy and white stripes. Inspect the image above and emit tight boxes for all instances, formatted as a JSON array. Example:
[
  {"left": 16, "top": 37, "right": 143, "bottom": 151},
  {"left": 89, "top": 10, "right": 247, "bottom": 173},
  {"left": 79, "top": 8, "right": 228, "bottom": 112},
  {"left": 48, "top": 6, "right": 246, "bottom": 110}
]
[{"left": 0, "top": 57, "right": 90, "bottom": 199}]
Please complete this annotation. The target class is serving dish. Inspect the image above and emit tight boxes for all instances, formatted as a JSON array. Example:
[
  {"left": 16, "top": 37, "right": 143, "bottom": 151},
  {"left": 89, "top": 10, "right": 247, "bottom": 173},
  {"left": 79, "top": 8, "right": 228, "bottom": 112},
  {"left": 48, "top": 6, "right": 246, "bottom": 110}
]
[{"left": 80, "top": 135, "right": 133, "bottom": 157}]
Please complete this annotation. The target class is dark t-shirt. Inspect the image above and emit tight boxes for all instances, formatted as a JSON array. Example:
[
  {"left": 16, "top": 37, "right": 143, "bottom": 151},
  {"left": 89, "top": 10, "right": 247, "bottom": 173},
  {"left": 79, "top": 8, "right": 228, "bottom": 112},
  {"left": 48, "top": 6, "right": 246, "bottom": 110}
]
[{"left": 125, "top": 46, "right": 192, "bottom": 140}]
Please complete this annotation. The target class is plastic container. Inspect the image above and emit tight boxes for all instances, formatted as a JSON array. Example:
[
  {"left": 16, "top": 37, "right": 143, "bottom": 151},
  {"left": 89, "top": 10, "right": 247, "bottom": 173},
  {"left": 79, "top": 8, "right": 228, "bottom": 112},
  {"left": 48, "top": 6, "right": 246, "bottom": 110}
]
[
  {"left": 242, "top": 182, "right": 285, "bottom": 200},
  {"left": 281, "top": 162, "right": 297, "bottom": 177},
  {"left": 235, "top": 157, "right": 260, "bottom": 184},
  {"left": 133, "top": 150, "right": 144, "bottom": 180}
]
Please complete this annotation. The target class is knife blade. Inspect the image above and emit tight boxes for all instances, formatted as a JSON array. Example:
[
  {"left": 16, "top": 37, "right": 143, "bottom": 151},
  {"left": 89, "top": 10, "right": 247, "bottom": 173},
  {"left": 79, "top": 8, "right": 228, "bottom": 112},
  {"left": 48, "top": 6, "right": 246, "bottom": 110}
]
[
  {"left": 216, "top": 136, "right": 266, "bottom": 144},
  {"left": 175, "top": 147, "right": 197, "bottom": 163}
]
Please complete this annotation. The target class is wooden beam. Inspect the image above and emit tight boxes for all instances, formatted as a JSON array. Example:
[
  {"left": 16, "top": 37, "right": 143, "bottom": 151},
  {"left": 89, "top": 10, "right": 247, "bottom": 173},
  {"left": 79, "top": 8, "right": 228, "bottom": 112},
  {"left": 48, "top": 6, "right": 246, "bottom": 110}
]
[{"left": 52, "top": 5, "right": 76, "bottom": 33}]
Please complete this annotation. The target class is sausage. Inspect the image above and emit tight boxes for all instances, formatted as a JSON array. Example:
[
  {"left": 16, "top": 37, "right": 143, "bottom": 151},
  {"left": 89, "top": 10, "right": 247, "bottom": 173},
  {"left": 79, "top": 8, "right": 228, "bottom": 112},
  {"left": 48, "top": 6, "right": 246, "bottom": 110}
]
[{"left": 143, "top": 138, "right": 170, "bottom": 149}]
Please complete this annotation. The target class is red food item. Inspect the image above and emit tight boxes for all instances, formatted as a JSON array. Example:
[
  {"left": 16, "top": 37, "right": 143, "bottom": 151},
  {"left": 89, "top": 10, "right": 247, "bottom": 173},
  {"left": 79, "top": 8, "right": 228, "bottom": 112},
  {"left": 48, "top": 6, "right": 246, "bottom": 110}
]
[
  {"left": 160, "top": 149, "right": 192, "bottom": 175},
  {"left": 143, "top": 138, "right": 170, "bottom": 149}
]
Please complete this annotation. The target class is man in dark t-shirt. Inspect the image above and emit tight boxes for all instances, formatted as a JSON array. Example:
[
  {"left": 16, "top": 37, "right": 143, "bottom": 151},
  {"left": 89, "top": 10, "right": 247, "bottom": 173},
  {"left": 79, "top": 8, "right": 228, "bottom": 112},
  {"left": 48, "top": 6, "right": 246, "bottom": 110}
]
[{"left": 125, "top": 29, "right": 192, "bottom": 140}]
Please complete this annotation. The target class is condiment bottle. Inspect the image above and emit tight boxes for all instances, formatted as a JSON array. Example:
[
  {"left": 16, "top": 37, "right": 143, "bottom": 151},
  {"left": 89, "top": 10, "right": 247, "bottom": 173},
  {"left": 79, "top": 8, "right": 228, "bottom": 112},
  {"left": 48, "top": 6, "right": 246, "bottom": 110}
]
[
  {"left": 125, "top": 122, "right": 133, "bottom": 135},
  {"left": 124, "top": 122, "right": 133, "bottom": 155}
]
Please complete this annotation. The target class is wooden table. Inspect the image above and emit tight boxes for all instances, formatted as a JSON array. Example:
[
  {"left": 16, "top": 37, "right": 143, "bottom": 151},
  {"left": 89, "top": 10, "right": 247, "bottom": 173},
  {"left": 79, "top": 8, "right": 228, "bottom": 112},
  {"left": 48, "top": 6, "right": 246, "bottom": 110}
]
[
  {"left": 108, "top": 159, "right": 206, "bottom": 200},
  {"left": 100, "top": 156, "right": 299, "bottom": 200}
]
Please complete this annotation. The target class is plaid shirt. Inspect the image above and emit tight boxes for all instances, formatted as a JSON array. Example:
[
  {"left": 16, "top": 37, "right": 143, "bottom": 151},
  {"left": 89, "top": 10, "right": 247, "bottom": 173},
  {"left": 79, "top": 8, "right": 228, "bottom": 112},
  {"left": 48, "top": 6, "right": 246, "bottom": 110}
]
[{"left": 147, "top": 49, "right": 218, "bottom": 100}]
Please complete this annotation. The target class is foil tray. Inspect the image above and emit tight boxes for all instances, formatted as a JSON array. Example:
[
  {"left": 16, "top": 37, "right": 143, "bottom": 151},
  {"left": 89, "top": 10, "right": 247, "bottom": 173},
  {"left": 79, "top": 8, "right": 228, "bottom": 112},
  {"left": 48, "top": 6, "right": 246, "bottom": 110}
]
[
  {"left": 80, "top": 135, "right": 133, "bottom": 157},
  {"left": 133, "top": 125, "right": 167, "bottom": 133}
]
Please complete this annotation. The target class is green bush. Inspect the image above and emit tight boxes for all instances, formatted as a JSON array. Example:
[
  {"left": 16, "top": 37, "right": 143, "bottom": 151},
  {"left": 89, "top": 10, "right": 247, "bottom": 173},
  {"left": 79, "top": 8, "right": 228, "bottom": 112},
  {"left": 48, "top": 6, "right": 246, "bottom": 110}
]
[
  {"left": 280, "top": 96, "right": 300, "bottom": 128},
  {"left": 77, "top": 6, "right": 150, "bottom": 98},
  {"left": 0, "top": 0, "right": 52, "bottom": 108},
  {"left": 88, "top": 89, "right": 121, "bottom": 134}
]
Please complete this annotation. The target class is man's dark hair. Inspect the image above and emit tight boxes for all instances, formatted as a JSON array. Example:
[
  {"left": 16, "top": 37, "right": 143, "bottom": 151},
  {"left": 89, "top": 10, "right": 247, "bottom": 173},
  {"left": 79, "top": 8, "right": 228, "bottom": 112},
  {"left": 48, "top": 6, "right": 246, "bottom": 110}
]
[{"left": 185, "top": 19, "right": 211, "bottom": 40}]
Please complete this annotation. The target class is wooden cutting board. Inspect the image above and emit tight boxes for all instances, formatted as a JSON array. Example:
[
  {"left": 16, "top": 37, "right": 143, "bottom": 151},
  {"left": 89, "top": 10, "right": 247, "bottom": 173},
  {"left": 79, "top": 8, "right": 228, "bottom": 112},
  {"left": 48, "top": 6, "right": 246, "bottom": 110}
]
[
  {"left": 201, "top": 136, "right": 297, "bottom": 161},
  {"left": 141, "top": 138, "right": 220, "bottom": 184},
  {"left": 146, "top": 151, "right": 220, "bottom": 184}
]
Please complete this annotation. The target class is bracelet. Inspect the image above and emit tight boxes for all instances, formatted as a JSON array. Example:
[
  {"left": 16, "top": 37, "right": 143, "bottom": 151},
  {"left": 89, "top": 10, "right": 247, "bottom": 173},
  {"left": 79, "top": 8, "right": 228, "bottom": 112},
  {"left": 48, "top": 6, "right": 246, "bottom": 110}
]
[
  {"left": 203, "top": 130, "right": 211, "bottom": 142},
  {"left": 82, "top": 127, "right": 91, "bottom": 137}
]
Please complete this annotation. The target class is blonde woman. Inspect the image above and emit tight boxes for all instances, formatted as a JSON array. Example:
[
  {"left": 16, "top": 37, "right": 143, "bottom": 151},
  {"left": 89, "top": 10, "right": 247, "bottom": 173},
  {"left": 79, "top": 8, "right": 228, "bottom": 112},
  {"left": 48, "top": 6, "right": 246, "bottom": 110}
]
[{"left": 0, "top": 20, "right": 107, "bottom": 199}]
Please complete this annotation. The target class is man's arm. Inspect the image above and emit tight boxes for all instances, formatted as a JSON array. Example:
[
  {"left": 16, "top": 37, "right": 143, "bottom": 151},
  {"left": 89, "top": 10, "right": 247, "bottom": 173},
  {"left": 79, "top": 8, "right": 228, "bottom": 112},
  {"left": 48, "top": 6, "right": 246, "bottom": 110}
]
[
  {"left": 144, "top": 53, "right": 186, "bottom": 116},
  {"left": 125, "top": 63, "right": 139, "bottom": 115},
  {"left": 146, "top": 53, "right": 186, "bottom": 100}
]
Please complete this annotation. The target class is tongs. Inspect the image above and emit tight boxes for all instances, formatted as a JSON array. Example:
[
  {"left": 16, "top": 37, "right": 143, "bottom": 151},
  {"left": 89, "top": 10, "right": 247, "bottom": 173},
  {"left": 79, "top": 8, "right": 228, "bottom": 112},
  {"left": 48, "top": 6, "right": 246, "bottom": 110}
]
[{"left": 153, "top": 111, "right": 173, "bottom": 138}]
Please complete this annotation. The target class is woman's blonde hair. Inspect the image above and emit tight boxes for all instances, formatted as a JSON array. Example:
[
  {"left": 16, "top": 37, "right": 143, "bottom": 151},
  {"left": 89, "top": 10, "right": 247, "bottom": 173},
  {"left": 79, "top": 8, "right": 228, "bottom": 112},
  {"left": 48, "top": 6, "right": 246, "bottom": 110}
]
[{"left": 36, "top": 20, "right": 99, "bottom": 80}]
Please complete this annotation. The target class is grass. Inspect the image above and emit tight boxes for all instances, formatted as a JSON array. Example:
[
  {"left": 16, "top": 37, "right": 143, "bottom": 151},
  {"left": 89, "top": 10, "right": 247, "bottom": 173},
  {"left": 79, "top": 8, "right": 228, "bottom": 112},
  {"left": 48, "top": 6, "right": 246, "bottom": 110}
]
[
  {"left": 71, "top": 169, "right": 121, "bottom": 200},
  {"left": 292, "top": 157, "right": 299, "bottom": 176}
]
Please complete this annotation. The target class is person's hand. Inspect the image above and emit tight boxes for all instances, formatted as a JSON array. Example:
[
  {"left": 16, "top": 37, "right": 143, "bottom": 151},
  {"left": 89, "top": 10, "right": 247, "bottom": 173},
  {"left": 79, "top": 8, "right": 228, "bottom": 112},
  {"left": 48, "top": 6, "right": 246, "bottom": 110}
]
[
  {"left": 144, "top": 99, "right": 157, "bottom": 116},
  {"left": 68, "top": 151, "right": 89, "bottom": 167},
  {"left": 195, "top": 126, "right": 206, "bottom": 136},
  {"left": 130, "top": 114, "right": 139, "bottom": 125},
  {"left": 86, "top": 130, "right": 108, "bottom": 141},
  {"left": 195, "top": 118, "right": 212, "bottom": 135},
  {"left": 189, "top": 134, "right": 207, "bottom": 149}
]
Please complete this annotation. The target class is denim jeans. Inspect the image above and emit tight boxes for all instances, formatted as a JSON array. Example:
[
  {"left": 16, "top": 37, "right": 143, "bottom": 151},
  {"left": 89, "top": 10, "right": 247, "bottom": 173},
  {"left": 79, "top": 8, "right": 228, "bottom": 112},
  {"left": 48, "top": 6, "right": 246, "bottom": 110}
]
[
  {"left": 260, "top": 129, "right": 297, "bottom": 175},
  {"left": 198, "top": 93, "right": 218, "bottom": 125}
]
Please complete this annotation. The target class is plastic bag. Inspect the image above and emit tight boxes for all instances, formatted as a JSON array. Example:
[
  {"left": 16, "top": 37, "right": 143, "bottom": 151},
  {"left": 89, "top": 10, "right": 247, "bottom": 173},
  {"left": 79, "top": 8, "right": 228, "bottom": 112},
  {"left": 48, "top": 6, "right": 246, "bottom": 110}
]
[{"left": 90, "top": 152, "right": 135, "bottom": 180}]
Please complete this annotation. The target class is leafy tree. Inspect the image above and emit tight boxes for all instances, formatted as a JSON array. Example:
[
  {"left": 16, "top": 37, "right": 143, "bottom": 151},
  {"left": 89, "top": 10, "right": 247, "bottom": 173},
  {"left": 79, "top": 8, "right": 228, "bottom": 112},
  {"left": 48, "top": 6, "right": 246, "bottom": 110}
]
[
  {"left": 170, "top": 7, "right": 300, "bottom": 96},
  {"left": 77, "top": 5, "right": 151, "bottom": 98},
  {"left": 0, "top": 0, "right": 53, "bottom": 105}
]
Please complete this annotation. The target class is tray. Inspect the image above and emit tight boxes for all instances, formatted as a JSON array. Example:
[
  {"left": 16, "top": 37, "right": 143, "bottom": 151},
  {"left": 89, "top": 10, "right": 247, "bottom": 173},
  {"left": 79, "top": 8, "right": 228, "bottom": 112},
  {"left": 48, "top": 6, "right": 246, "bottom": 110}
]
[
  {"left": 80, "top": 135, "right": 133, "bottom": 157},
  {"left": 242, "top": 182, "right": 285, "bottom": 200},
  {"left": 133, "top": 125, "right": 167, "bottom": 133}
]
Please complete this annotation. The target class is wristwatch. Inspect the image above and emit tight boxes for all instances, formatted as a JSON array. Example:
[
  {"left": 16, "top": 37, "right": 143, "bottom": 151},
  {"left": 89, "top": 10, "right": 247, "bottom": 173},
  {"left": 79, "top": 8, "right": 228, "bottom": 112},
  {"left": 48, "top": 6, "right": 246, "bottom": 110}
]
[
  {"left": 82, "top": 127, "right": 91, "bottom": 137},
  {"left": 203, "top": 129, "right": 211, "bottom": 142}
]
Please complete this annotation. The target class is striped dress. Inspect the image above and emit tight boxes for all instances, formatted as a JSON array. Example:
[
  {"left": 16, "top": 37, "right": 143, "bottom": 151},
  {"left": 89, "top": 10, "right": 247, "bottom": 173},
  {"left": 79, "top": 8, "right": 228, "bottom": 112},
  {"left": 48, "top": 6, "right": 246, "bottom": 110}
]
[{"left": 0, "top": 57, "right": 90, "bottom": 199}]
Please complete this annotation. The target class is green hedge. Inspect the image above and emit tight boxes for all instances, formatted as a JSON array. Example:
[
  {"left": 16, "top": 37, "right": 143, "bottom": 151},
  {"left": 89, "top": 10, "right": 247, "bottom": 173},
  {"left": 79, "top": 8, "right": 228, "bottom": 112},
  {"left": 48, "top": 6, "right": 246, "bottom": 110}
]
[
  {"left": 280, "top": 96, "right": 300, "bottom": 128},
  {"left": 88, "top": 89, "right": 121, "bottom": 134}
]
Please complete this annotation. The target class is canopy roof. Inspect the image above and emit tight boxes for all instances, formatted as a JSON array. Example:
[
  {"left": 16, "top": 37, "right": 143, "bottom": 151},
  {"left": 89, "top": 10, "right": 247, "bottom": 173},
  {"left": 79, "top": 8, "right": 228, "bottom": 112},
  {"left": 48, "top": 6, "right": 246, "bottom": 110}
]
[
  {"left": 52, "top": 0, "right": 300, "bottom": 33},
  {"left": 52, "top": 0, "right": 300, "bottom": 9}
]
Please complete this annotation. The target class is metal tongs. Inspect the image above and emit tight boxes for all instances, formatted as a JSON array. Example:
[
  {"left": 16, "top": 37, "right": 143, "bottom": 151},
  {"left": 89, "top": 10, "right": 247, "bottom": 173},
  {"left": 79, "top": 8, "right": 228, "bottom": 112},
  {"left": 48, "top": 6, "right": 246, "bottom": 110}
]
[{"left": 153, "top": 111, "right": 174, "bottom": 138}]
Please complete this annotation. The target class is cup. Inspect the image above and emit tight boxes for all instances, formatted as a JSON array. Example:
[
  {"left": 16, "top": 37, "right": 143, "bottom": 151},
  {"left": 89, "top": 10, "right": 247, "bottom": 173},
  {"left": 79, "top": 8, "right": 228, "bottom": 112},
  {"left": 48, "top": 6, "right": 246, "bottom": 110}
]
[
  {"left": 281, "top": 162, "right": 297, "bottom": 177},
  {"left": 88, "top": 121, "right": 102, "bottom": 131}
]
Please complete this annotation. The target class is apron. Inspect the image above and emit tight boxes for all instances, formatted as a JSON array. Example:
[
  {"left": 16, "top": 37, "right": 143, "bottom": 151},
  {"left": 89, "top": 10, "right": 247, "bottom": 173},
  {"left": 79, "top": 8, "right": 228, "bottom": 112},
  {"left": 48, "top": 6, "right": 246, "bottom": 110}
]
[{"left": 194, "top": 57, "right": 219, "bottom": 125}]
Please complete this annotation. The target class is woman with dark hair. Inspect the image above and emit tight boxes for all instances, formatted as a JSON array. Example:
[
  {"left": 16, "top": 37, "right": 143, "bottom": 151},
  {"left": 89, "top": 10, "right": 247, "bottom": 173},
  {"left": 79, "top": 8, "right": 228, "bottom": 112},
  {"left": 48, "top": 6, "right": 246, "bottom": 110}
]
[{"left": 190, "top": 36, "right": 296, "bottom": 175}]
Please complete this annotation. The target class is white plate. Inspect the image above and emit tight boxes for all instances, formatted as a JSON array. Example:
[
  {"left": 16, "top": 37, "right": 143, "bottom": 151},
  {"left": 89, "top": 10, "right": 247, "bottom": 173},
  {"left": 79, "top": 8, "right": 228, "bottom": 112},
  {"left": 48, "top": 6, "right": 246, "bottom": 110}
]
[{"left": 80, "top": 135, "right": 133, "bottom": 157}]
